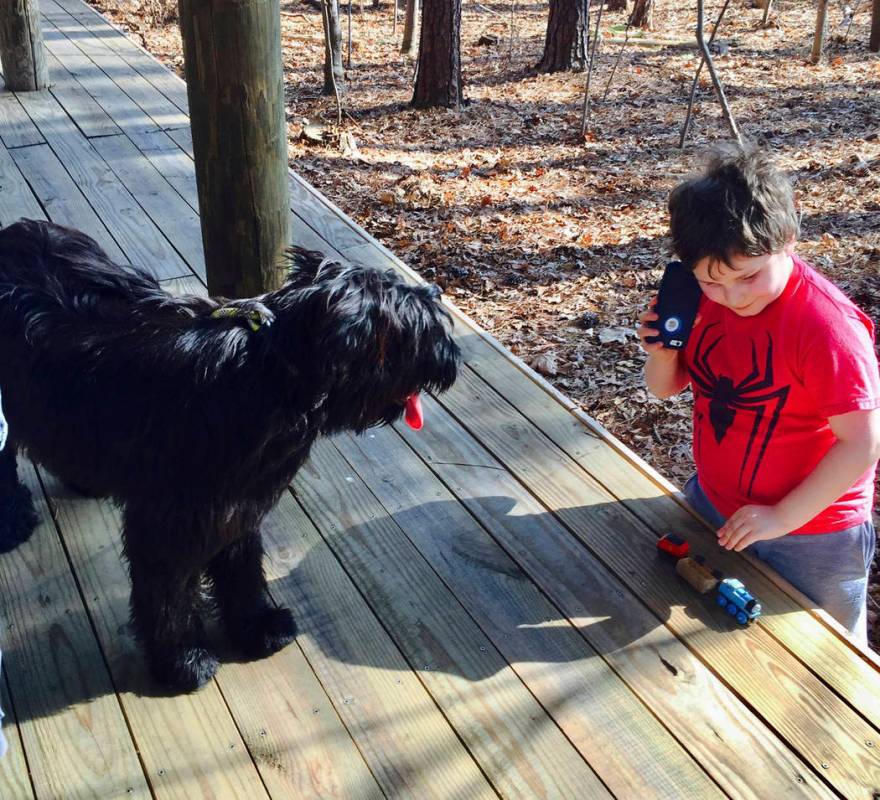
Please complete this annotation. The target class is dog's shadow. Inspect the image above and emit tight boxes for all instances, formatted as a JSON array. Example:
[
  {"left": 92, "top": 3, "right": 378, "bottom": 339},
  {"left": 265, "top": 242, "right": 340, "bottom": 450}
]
[
  {"left": 2, "top": 491, "right": 763, "bottom": 727},
  {"left": 266, "top": 492, "right": 757, "bottom": 682}
]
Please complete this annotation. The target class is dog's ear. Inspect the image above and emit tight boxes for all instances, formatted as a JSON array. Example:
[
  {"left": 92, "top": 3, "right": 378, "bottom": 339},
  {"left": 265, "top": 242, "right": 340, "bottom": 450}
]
[{"left": 283, "top": 247, "right": 336, "bottom": 288}]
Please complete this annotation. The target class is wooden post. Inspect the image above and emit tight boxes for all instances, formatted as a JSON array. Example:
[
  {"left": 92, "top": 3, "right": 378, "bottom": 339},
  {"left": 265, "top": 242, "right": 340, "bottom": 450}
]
[
  {"left": 810, "top": 0, "right": 829, "bottom": 64},
  {"left": 870, "top": 0, "right": 879, "bottom": 52},
  {"left": 178, "top": 0, "right": 290, "bottom": 298},
  {"left": 0, "top": 0, "right": 49, "bottom": 91}
]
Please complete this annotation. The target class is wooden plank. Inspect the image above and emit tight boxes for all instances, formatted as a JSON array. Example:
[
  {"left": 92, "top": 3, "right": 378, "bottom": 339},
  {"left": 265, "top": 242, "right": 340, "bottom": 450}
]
[
  {"left": 287, "top": 167, "right": 880, "bottom": 732},
  {"left": 427, "top": 363, "right": 880, "bottom": 797},
  {"left": 129, "top": 129, "right": 199, "bottom": 211},
  {"left": 44, "top": 49, "right": 119, "bottom": 138},
  {"left": 0, "top": 78, "right": 43, "bottom": 148},
  {"left": 452, "top": 325, "right": 880, "bottom": 729},
  {"left": 259, "top": 487, "right": 497, "bottom": 799},
  {"left": 91, "top": 134, "right": 204, "bottom": 279},
  {"left": 131, "top": 133, "right": 356, "bottom": 269},
  {"left": 383, "top": 398, "right": 837, "bottom": 799},
  {"left": 0, "top": 462, "right": 151, "bottom": 799},
  {"left": 0, "top": 140, "right": 47, "bottom": 225},
  {"left": 13, "top": 89, "right": 189, "bottom": 278},
  {"left": 11, "top": 143, "right": 126, "bottom": 261},
  {"left": 334, "top": 431, "right": 735, "bottom": 799},
  {"left": 165, "top": 125, "right": 193, "bottom": 157},
  {"left": 0, "top": 669, "right": 36, "bottom": 800},
  {"left": 42, "top": 8, "right": 187, "bottom": 131},
  {"left": 288, "top": 172, "right": 368, "bottom": 254},
  {"left": 39, "top": 471, "right": 272, "bottom": 800},
  {"left": 41, "top": 0, "right": 189, "bottom": 114},
  {"left": 213, "top": 650, "right": 385, "bottom": 800},
  {"left": 295, "top": 442, "right": 613, "bottom": 800},
  {"left": 39, "top": 21, "right": 159, "bottom": 136}
]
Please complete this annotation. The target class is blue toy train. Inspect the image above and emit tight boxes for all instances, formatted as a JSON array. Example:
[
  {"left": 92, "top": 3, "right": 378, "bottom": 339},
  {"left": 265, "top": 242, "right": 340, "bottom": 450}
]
[{"left": 717, "top": 578, "right": 762, "bottom": 625}]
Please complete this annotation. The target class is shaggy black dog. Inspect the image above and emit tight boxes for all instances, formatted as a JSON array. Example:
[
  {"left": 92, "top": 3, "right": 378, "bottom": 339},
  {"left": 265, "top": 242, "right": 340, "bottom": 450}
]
[{"left": 0, "top": 219, "right": 459, "bottom": 692}]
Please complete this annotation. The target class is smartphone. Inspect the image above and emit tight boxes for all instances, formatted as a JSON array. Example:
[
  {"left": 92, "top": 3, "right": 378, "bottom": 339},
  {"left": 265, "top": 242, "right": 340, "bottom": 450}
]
[{"left": 646, "top": 261, "right": 702, "bottom": 350}]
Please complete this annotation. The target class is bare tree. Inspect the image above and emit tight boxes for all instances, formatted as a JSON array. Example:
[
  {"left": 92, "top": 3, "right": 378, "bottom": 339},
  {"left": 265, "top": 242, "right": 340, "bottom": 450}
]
[
  {"left": 412, "top": 0, "right": 462, "bottom": 108},
  {"left": 810, "top": 0, "right": 829, "bottom": 64},
  {"left": 321, "top": 0, "right": 345, "bottom": 96},
  {"left": 536, "top": 0, "right": 588, "bottom": 73},
  {"left": 629, "top": 0, "right": 653, "bottom": 29},
  {"left": 402, "top": 0, "right": 420, "bottom": 56},
  {"left": 870, "top": 0, "right": 879, "bottom": 51}
]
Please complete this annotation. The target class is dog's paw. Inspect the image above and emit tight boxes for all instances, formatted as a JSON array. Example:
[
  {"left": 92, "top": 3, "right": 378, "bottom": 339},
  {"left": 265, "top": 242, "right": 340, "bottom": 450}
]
[
  {"left": 230, "top": 606, "right": 297, "bottom": 658},
  {"left": 0, "top": 484, "right": 38, "bottom": 554},
  {"left": 151, "top": 646, "right": 219, "bottom": 693}
]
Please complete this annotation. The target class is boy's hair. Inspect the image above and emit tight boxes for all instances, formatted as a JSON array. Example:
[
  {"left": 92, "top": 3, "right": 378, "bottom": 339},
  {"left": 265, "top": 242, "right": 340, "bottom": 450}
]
[{"left": 668, "top": 142, "right": 799, "bottom": 272}]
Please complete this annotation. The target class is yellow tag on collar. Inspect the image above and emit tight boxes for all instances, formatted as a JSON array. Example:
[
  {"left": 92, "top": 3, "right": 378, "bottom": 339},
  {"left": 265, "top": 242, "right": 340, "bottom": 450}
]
[{"left": 210, "top": 307, "right": 264, "bottom": 332}]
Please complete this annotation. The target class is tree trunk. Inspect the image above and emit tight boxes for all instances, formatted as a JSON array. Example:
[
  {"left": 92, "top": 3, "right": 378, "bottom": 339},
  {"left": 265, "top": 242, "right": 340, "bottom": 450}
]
[
  {"left": 411, "top": 0, "right": 462, "bottom": 109},
  {"left": 607, "top": 0, "right": 626, "bottom": 10},
  {"left": 178, "top": 0, "right": 290, "bottom": 298},
  {"left": 629, "top": 0, "right": 653, "bottom": 29},
  {"left": 0, "top": 0, "right": 48, "bottom": 91},
  {"left": 870, "top": 0, "right": 879, "bottom": 51},
  {"left": 402, "top": 0, "right": 420, "bottom": 57},
  {"left": 321, "top": 0, "right": 344, "bottom": 95},
  {"left": 810, "top": 0, "right": 829, "bottom": 64},
  {"left": 535, "top": 0, "right": 587, "bottom": 73}
]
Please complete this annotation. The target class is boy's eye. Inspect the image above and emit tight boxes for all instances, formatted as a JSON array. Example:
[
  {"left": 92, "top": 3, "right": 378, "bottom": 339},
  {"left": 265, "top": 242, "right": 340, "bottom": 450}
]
[{"left": 741, "top": 272, "right": 760, "bottom": 282}]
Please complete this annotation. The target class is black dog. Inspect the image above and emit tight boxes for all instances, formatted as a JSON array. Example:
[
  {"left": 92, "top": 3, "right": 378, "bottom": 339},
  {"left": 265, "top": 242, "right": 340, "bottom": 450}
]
[{"left": 0, "top": 219, "right": 459, "bottom": 692}]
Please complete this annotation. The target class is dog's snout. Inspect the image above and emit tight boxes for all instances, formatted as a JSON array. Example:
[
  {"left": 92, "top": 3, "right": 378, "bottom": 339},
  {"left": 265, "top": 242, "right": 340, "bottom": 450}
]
[{"left": 427, "top": 283, "right": 443, "bottom": 300}]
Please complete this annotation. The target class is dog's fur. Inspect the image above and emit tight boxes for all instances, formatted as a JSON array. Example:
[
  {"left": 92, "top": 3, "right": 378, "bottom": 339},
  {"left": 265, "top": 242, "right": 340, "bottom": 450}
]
[{"left": 0, "top": 219, "right": 459, "bottom": 691}]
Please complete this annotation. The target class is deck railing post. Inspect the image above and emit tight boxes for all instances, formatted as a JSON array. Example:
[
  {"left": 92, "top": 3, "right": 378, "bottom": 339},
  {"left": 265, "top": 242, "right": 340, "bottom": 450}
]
[
  {"left": 0, "top": 0, "right": 49, "bottom": 91},
  {"left": 178, "top": 0, "right": 290, "bottom": 298}
]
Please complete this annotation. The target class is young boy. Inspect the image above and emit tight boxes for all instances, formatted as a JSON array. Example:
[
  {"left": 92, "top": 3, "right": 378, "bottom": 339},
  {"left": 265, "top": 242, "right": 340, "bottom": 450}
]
[{"left": 637, "top": 144, "right": 880, "bottom": 642}]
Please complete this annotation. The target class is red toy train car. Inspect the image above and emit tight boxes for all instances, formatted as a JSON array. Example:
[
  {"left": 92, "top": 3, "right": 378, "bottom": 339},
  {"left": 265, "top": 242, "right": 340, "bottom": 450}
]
[{"left": 657, "top": 533, "right": 689, "bottom": 558}]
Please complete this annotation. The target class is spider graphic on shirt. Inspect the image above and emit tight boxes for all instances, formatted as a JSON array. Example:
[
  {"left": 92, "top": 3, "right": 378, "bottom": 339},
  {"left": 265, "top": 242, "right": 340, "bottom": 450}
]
[{"left": 688, "top": 323, "right": 790, "bottom": 497}]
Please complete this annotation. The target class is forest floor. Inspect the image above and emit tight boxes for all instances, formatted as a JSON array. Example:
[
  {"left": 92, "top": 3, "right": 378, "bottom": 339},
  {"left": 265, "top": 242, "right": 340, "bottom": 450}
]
[{"left": 89, "top": 0, "right": 880, "bottom": 645}]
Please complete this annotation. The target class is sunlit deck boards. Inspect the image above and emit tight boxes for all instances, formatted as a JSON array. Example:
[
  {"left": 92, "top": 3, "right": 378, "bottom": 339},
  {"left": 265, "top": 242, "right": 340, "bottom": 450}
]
[{"left": 1, "top": 1, "right": 879, "bottom": 797}]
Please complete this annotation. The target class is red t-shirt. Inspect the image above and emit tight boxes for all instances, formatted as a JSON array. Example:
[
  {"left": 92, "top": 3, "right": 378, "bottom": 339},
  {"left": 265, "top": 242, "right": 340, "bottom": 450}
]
[{"left": 681, "top": 255, "right": 880, "bottom": 534}]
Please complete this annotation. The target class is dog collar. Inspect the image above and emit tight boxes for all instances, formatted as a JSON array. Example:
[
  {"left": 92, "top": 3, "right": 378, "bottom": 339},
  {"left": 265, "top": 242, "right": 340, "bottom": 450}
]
[{"left": 210, "top": 305, "right": 273, "bottom": 332}]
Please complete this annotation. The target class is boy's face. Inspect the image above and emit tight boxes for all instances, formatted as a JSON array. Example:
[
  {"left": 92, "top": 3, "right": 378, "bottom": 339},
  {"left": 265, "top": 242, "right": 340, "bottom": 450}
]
[{"left": 692, "top": 247, "right": 795, "bottom": 317}]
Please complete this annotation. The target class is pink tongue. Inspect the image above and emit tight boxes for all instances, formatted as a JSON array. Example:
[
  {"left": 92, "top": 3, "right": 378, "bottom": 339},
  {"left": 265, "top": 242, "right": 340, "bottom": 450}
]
[{"left": 404, "top": 394, "right": 423, "bottom": 430}]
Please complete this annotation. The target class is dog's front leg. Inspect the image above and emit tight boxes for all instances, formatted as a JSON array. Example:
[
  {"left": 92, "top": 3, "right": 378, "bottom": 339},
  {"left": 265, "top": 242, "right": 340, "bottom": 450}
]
[
  {"left": 207, "top": 531, "right": 297, "bottom": 658},
  {"left": 0, "top": 440, "right": 38, "bottom": 554},
  {"left": 123, "top": 509, "right": 218, "bottom": 693}
]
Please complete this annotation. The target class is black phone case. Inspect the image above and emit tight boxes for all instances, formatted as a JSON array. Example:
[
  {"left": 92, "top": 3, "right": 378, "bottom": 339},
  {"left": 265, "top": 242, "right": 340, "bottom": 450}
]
[{"left": 646, "top": 261, "right": 702, "bottom": 350}]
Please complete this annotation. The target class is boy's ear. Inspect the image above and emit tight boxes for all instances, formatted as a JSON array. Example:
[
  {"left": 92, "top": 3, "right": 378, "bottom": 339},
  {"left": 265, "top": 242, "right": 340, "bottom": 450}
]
[{"left": 783, "top": 236, "right": 797, "bottom": 256}]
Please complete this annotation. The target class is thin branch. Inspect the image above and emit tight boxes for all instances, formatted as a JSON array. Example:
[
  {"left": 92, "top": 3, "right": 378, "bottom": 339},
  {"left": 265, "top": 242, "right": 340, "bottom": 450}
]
[
  {"left": 347, "top": 0, "right": 353, "bottom": 68},
  {"left": 509, "top": 0, "right": 516, "bottom": 57},
  {"left": 602, "top": 20, "right": 632, "bottom": 101},
  {"left": 580, "top": 0, "right": 604, "bottom": 134},
  {"left": 695, "top": 0, "right": 740, "bottom": 143},
  {"left": 679, "top": 0, "right": 733, "bottom": 148},
  {"left": 322, "top": 0, "right": 344, "bottom": 125}
]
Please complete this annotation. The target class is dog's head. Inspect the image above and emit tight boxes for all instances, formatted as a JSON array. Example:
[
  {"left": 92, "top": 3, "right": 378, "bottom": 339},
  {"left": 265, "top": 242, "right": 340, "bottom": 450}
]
[{"left": 269, "top": 248, "right": 460, "bottom": 433}]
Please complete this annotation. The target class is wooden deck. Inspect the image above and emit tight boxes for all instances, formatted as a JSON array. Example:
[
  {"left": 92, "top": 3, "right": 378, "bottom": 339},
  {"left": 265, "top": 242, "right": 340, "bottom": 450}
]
[{"left": 1, "top": 1, "right": 879, "bottom": 797}]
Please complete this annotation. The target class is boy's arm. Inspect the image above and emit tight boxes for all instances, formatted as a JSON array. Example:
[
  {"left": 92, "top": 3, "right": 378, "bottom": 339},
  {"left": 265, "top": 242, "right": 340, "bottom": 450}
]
[
  {"left": 644, "top": 350, "right": 690, "bottom": 399},
  {"left": 718, "top": 407, "right": 880, "bottom": 550}
]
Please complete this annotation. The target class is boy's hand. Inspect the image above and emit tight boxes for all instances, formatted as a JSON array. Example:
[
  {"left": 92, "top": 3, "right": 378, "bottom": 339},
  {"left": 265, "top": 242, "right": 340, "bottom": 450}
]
[
  {"left": 717, "top": 504, "right": 791, "bottom": 551},
  {"left": 637, "top": 297, "right": 677, "bottom": 360}
]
